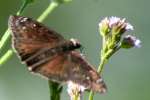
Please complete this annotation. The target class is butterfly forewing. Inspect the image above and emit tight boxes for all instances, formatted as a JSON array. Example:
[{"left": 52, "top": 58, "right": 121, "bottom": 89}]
[{"left": 9, "top": 15, "right": 65, "bottom": 61}]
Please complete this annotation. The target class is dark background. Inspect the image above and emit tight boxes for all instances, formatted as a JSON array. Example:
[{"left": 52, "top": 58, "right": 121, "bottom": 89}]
[{"left": 0, "top": 0, "right": 149, "bottom": 100}]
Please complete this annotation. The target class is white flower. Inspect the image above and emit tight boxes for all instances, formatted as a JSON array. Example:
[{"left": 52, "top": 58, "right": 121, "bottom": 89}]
[{"left": 67, "top": 81, "right": 86, "bottom": 100}]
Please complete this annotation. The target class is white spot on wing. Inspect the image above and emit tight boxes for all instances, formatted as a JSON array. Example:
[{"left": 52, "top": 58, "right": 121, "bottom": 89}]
[
  {"left": 20, "top": 18, "right": 28, "bottom": 22},
  {"left": 86, "top": 76, "right": 90, "bottom": 80},
  {"left": 70, "top": 38, "right": 77, "bottom": 45},
  {"left": 28, "top": 67, "right": 33, "bottom": 71},
  {"left": 33, "top": 24, "right": 36, "bottom": 27},
  {"left": 70, "top": 38, "right": 80, "bottom": 46},
  {"left": 22, "top": 26, "right": 26, "bottom": 30}
]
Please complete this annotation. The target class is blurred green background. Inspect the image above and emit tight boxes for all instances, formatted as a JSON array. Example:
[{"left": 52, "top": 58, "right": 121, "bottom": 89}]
[{"left": 0, "top": 0, "right": 149, "bottom": 100}]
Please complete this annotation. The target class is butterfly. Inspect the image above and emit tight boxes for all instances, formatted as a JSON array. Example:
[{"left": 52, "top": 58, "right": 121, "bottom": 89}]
[{"left": 8, "top": 15, "right": 106, "bottom": 93}]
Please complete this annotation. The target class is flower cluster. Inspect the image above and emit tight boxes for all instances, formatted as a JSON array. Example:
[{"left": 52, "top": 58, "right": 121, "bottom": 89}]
[
  {"left": 88, "top": 17, "right": 141, "bottom": 99},
  {"left": 98, "top": 16, "right": 141, "bottom": 60},
  {"left": 99, "top": 17, "right": 134, "bottom": 36}
]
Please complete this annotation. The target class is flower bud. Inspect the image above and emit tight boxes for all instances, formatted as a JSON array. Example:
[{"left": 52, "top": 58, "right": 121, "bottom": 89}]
[
  {"left": 99, "top": 17, "right": 110, "bottom": 37},
  {"left": 121, "top": 35, "right": 141, "bottom": 48}
]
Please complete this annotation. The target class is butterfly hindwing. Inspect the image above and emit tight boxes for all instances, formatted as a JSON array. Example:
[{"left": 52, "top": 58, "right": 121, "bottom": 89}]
[{"left": 32, "top": 51, "right": 106, "bottom": 93}]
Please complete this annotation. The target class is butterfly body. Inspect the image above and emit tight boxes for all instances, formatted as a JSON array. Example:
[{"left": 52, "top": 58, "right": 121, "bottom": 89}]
[{"left": 9, "top": 15, "right": 106, "bottom": 93}]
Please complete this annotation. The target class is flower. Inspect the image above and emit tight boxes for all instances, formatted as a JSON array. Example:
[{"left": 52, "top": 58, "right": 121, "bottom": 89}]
[
  {"left": 99, "top": 16, "right": 134, "bottom": 36},
  {"left": 67, "top": 81, "right": 86, "bottom": 100},
  {"left": 108, "top": 16, "right": 121, "bottom": 27},
  {"left": 108, "top": 16, "right": 134, "bottom": 31},
  {"left": 121, "top": 35, "right": 141, "bottom": 48},
  {"left": 99, "top": 17, "right": 110, "bottom": 36}
]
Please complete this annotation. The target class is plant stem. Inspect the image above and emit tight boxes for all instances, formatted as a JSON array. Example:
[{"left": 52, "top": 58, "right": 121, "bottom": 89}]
[
  {"left": 0, "top": 50, "right": 13, "bottom": 66},
  {"left": 17, "top": 0, "right": 28, "bottom": 15},
  {"left": 37, "top": 1, "right": 58, "bottom": 22},
  {"left": 49, "top": 81, "right": 63, "bottom": 100},
  {"left": 97, "top": 58, "right": 107, "bottom": 74},
  {"left": 0, "top": 29, "right": 11, "bottom": 51},
  {"left": 88, "top": 46, "right": 121, "bottom": 100},
  {"left": 88, "top": 58, "right": 107, "bottom": 100},
  {"left": 88, "top": 91, "right": 94, "bottom": 100}
]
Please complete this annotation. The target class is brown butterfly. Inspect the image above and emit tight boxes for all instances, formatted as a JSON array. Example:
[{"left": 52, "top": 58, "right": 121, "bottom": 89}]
[{"left": 8, "top": 15, "right": 106, "bottom": 93}]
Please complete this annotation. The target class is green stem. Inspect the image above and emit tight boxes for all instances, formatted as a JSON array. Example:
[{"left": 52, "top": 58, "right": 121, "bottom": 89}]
[
  {"left": 0, "top": 28, "right": 11, "bottom": 51},
  {"left": 37, "top": 1, "right": 58, "bottom": 22},
  {"left": 88, "top": 58, "right": 107, "bottom": 100},
  {"left": 88, "top": 91, "right": 94, "bottom": 100},
  {"left": 17, "top": 0, "right": 28, "bottom": 15},
  {"left": 88, "top": 46, "right": 121, "bottom": 100},
  {"left": 0, "top": 50, "right": 13, "bottom": 66},
  {"left": 97, "top": 58, "right": 107, "bottom": 74},
  {"left": 49, "top": 81, "right": 63, "bottom": 100}
]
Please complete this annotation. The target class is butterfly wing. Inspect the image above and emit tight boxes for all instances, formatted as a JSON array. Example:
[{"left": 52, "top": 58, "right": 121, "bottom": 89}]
[
  {"left": 9, "top": 15, "right": 65, "bottom": 61},
  {"left": 33, "top": 51, "right": 106, "bottom": 93},
  {"left": 67, "top": 51, "right": 107, "bottom": 93}
]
